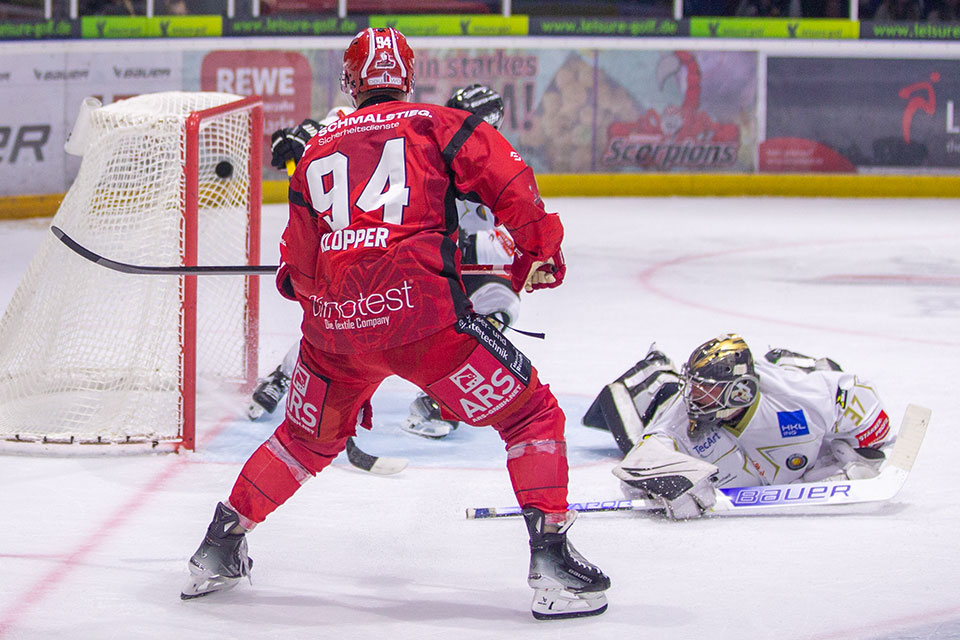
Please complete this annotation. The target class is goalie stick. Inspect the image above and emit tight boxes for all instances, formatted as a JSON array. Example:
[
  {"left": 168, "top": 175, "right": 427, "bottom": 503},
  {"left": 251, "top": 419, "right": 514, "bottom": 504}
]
[
  {"left": 344, "top": 437, "right": 408, "bottom": 476},
  {"left": 51, "top": 226, "right": 508, "bottom": 277},
  {"left": 466, "top": 403, "right": 930, "bottom": 519}
]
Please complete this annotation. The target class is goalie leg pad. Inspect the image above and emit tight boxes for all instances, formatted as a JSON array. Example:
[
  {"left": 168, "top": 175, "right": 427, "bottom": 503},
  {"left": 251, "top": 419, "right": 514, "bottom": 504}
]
[{"left": 581, "top": 382, "right": 646, "bottom": 455}]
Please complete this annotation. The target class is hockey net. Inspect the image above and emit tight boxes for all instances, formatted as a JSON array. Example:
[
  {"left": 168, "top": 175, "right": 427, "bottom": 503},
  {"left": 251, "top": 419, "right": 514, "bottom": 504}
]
[{"left": 0, "top": 92, "right": 263, "bottom": 451}]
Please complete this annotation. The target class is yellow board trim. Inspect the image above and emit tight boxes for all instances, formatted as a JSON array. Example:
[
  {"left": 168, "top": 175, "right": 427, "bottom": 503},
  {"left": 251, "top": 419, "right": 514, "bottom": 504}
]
[
  {"left": 533, "top": 173, "right": 960, "bottom": 198},
  {"left": 4, "top": 173, "right": 959, "bottom": 220}
]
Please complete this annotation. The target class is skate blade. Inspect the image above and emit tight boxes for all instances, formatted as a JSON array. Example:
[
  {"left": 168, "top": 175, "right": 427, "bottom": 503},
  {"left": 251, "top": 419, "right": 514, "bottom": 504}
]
[
  {"left": 181, "top": 558, "right": 253, "bottom": 600},
  {"left": 400, "top": 419, "right": 452, "bottom": 439},
  {"left": 246, "top": 402, "right": 265, "bottom": 421},
  {"left": 180, "top": 574, "right": 242, "bottom": 600},
  {"left": 531, "top": 589, "right": 608, "bottom": 620}
]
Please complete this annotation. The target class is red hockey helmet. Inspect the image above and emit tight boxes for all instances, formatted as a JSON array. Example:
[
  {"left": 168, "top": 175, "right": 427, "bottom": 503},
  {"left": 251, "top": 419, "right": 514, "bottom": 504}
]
[{"left": 341, "top": 27, "right": 415, "bottom": 99}]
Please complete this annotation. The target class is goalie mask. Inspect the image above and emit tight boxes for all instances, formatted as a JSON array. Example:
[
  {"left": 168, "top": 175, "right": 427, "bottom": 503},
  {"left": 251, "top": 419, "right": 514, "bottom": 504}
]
[{"left": 682, "top": 334, "right": 759, "bottom": 435}]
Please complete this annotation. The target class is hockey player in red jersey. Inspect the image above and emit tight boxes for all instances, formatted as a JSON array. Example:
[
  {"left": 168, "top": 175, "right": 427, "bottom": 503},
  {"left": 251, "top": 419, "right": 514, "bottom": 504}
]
[{"left": 181, "top": 28, "right": 610, "bottom": 620}]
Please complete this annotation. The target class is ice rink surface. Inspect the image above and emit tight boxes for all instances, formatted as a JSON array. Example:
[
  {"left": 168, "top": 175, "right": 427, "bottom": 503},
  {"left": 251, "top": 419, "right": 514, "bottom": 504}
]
[{"left": 1, "top": 196, "right": 958, "bottom": 639}]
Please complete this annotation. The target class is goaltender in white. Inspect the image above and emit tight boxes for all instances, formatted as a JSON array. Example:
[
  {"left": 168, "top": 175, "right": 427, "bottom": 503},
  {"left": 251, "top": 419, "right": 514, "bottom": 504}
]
[{"left": 583, "top": 334, "right": 891, "bottom": 519}]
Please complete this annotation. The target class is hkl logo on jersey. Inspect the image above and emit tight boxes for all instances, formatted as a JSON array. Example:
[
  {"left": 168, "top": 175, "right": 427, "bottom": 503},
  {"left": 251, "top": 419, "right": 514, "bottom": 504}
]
[{"left": 777, "top": 410, "right": 810, "bottom": 438}]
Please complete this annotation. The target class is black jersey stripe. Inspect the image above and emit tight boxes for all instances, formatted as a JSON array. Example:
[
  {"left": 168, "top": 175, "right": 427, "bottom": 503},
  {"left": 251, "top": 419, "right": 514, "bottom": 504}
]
[{"left": 442, "top": 113, "right": 483, "bottom": 166}]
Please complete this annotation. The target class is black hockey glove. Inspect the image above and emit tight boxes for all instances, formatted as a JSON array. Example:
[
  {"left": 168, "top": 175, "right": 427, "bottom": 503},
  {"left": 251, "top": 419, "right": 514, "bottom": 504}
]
[{"left": 269, "top": 118, "right": 321, "bottom": 171}]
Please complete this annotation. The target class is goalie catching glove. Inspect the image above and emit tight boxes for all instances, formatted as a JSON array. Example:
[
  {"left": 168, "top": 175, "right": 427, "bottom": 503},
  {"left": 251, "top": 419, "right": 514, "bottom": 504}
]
[
  {"left": 270, "top": 118, "right": 321, "bottom": 170},
  {"left": 612, "top": 436, "right": 719, "bottom": 519},
  {"left": 510, "top": 248, "right": 566, "bottom": 293}
]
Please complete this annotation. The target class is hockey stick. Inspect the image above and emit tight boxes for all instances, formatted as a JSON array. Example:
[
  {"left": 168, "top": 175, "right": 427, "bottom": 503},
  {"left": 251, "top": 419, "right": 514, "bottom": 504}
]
[
  {"left": 345, "top": 437, "right": 408, "bottom": 476},
  {"left": 51, "top": 226, "right": 508, "bottom": 277},
  {"left": 466, "top": 404, "right": 930, "bottom": 519}
]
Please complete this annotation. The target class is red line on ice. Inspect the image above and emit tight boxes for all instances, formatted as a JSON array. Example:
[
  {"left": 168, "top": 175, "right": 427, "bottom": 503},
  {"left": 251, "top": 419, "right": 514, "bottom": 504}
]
[
  {"left": 637, "top": 236, "right": 960, "bottom": 348},
  {"left": 0, "top": 417, "right": 235, "bottom": 638}
]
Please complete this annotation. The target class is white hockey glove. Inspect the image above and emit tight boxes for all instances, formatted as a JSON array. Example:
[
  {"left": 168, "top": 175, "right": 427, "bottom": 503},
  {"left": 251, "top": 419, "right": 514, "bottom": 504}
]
[
  {"left": 613, "top": 436, "right": 719, "bottom": 520},
  {"left": 831, "top": 440, "right": 885, "bottom": 480},
  {"left": 802, "top": 439, "right": 886, "bottom": 482}
]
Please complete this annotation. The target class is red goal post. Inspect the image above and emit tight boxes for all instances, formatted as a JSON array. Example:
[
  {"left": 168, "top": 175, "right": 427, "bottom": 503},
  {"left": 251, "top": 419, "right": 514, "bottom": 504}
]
[
  {"left": 0, "top": 92, "right": 264, "bottom": 453},
  {"left": 182, "top": 95, "right": 264, "bottom": 450}
]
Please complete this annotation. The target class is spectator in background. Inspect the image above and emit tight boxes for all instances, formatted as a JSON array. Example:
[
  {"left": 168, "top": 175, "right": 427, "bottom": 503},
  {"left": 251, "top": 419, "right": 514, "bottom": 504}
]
[
  {"left": 925, "top": 0, "right": 959, "bottom": 19},
  {"left": 80, "top": 0, "right": 140, "bottom": 14},
  {"left": 800, "top": 0, "right": 848, "bottom": 16},
  {"left": 871, "top": 0, "right": 922, "bottom": 18},
  {"left": 683, "top": 0, "right": 739, "bottom": 15},
  {"left": 163, "top": 0, "right": 188, "bottom": 13},
  {"left": 735, "top": 0, "right": 799, "bottom": 16}
]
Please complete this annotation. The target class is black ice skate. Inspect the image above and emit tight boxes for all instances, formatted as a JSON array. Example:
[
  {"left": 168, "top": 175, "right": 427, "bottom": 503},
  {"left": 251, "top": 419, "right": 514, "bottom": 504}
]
[
  {"left": 522, "top": 507, "right": 610, "bottom": 620},
  {"left": 401, "top": 393, "right": 458, "bottom": 439},
  {"left": 246, "top": 365, "right": 290, "bottom": 420},
  {"left": 181, "top": 502, "right": 253, "bottom": 600}
]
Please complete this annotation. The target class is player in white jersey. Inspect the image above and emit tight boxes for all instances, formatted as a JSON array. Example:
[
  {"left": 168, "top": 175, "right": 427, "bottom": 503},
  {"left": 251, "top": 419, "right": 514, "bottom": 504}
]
[
  {"left": 250, "top": 85, "right": 521, "bottom": 442},
  {"left": 582, "top": 334, "right": 891, "bottom": 519}
]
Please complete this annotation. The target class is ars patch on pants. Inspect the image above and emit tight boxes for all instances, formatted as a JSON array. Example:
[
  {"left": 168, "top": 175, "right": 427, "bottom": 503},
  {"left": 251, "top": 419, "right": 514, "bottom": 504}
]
[
  {"left": 284, "top": 360, "right": 329, "bottom": 438},
  {"left": 427, "top": 314, "right": 534, "bottom": 425},
  {"left": 429, "top": 349, "right": 527, "bottom": 425}
]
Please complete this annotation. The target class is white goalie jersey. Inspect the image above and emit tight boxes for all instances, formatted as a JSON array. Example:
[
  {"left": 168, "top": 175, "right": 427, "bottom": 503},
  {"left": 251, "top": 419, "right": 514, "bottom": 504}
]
[
  {"left": 458, "top": 199, "right": 515, "bottom": 265},
  {"left": 586, "top": 347, "right": 891, "bottom": 489}
]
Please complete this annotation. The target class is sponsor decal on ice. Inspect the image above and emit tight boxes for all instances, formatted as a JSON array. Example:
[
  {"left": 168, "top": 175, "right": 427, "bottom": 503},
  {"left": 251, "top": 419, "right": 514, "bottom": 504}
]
[
  {"left": 722, "top": 482, "right": 852, "bottom": 506},
  {"left": 777, "top": 410, "right": 810, "bottom": 438}
]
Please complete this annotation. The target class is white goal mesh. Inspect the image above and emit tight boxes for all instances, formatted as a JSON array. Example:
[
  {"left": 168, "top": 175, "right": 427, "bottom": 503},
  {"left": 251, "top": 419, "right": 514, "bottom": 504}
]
[{"left": 0, "top": 92, "right": 263, "bottom": 450}]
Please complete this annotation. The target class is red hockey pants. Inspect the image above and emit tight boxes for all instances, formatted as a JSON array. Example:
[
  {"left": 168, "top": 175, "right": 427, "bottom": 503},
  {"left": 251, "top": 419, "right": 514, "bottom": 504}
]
[{"left": 228, "top": 323, "right": 568, "bottom": 527}]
